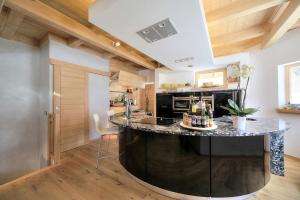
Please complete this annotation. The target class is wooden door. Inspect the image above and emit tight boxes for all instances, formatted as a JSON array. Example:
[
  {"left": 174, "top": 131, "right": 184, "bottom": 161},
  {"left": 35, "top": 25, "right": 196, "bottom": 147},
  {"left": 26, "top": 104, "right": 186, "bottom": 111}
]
[{"left": 53, "top": 62, "right": 89, "bottom": 154}]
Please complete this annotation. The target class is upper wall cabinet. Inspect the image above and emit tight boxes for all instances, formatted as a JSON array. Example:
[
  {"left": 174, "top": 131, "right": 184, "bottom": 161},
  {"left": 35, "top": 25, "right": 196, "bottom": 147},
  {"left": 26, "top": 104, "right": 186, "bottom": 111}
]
[{"left": 111, "top": 71, "right": 145, "bottom": 89}]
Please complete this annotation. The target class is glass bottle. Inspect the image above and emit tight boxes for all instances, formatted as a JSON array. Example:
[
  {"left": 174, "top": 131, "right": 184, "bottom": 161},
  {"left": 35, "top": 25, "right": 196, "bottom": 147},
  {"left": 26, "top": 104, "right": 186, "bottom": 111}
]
[
  {"left": 188, "top": 96, "right": 193, "bottom": 115},
  {"left": 201, "top": 101, "right": 206, "bottom": 128},
  {"left": 191, "top": 97, "right": 197, "bottom": 114},
  {"left": 208, "top": 104, "right": 214, "bottom": 127}
]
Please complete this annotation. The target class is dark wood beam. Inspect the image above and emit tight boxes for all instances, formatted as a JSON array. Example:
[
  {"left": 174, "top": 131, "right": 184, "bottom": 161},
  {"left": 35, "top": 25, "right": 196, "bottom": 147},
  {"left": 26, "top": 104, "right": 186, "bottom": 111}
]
[{"left": 0, "top": 8, "right": 24, "bottom": 39}]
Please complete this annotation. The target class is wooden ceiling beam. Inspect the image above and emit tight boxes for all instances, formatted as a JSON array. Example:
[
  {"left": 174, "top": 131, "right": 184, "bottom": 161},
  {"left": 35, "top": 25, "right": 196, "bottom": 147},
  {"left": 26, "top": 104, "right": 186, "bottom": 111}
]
[
  {"left": 102, "top": 53, "right": 117, "bottom": 59},
  {"left": 206, "top": 0, "right": 287, "bottom": 27},
  {"left": 268, "top": 2, "right": 289, "bottom": 24},
  {"left": 262, "top": 0, "right": 300, "bottom": 47},
  {"left": 0, "top": 0, "right": 5, "bottom": 14},
  {"left": 213, "top": 37, "right": 263, "bottom": 57},
  {"left": 211, "top": 24, "right": 270, "bottom": 48},
  {"left": 0, "top": 8, "right": 24, "bottom": 39},
  {"left": 12, "top": 32, "right": 38, "bottom": 46},
  {"left": 291, "top": 19, "right": 300, "bottom": 29},
  {"left": 68, "top": 37, "right": 84, "bottom": 48},
  {"left": 5, "top": 0, "right": 157, "bottom": 70}
]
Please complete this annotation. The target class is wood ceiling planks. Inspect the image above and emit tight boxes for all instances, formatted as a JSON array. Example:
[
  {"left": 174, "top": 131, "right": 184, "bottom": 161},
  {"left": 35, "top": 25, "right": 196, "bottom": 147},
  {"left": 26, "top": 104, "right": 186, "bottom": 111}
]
[
  {"left": 1, "top": 0, "right": 299, "bottom": 60},
  {"left": 203, "top": 0, "right": 299, "bottom": 57},
  {"left": 4, "top": 0, "right": 157, "bottom": 69},
  {"left": 39, "top": 0, "right": 95, "bottom": 26},
  {"left": 205, "top": 0, "right": 287, "bottom": 27},
  {"left": 262, "top": 0, "right": 300, "bottom": 47}
]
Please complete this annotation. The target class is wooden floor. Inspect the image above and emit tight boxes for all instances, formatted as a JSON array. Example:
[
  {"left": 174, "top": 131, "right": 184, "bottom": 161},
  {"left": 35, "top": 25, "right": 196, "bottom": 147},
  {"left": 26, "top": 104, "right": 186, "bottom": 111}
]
[{"left": 0, "top": 139, "right": 300, "bottom": 200}]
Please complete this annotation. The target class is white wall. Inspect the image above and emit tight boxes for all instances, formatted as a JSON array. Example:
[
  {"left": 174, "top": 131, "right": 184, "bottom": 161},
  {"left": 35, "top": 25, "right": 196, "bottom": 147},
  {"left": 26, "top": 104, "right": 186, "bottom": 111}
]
[
  {"left": 247, "top": 28, "right": 300, "bottom": 158},
  {"left": 49, "top": 40, "right": 110, "bottom": 140},
  {"left": 88, "top": 73, "right": 109, "bottom": 140},
  {"left": 159, "top": 71, "right": 195, "bottom": 85},
  {"left": 0, "top": 38, "right": 41, "bottom": 184}
]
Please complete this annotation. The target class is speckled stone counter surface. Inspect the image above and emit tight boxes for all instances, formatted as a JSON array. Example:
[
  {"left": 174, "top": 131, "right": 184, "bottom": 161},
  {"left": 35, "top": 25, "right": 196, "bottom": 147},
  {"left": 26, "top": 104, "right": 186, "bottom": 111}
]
[
  {"left": 110, "top": 115, "right": 288, "bottom": 137},
  {"left": 111, "top": 114, "right": 289, "bottom": 176}
]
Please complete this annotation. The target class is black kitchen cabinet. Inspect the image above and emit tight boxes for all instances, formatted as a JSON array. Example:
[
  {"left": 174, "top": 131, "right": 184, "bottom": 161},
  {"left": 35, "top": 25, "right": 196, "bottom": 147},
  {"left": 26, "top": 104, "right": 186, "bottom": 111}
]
[
  {"left": 156, "top": 90, "right": 242, "bottom": 119},
  {"left": 213, "top": 91, "right": 241, "bottom": 118},
  {"left": 156, "top": 93, "right": 173, "bottom": 118}
]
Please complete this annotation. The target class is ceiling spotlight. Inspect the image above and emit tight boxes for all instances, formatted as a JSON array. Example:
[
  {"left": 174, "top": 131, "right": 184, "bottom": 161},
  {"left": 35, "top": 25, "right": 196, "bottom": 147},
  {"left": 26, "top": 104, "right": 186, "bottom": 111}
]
[
  {"left": 158, "top": 23, "right": 165, "bottom": 28},
  {"left": 112, "top": 41, "right": 121, "bottom": 47},
  {"left": 142, "top": 30, "right": 150, "bottom": 34},
  {"left": 187, "top": 65, "right": 193, "bottom": 68}
]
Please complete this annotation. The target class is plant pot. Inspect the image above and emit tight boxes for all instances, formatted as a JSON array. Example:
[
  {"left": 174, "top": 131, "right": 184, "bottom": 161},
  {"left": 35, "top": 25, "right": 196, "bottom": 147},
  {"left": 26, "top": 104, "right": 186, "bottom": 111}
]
[{"left": 232, "top": 116, "right": 247, "bottom": 130}]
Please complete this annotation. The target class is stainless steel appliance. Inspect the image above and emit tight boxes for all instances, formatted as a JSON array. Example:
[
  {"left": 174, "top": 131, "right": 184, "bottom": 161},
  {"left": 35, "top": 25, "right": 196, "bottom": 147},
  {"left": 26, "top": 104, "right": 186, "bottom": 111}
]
[{"left": 172, "top": 96, "right": 199, "bottom": 112}]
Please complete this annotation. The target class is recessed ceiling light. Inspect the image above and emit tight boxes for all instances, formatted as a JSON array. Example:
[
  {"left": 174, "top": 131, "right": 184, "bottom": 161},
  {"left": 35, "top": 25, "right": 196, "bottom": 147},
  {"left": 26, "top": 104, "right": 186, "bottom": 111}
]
[{"left": 187, "top": 65, "right": 193, "bottom": 68}]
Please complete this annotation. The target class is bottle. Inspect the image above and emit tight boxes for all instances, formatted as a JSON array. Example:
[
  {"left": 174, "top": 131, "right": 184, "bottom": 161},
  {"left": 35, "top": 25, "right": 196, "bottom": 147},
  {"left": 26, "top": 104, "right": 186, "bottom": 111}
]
[
  {"left": 188, "top": 96, "right": 193, "bottom": 115},
  {"left": 191, "top": 96, "right": 197, "bottom": 114},
  {"left": 201, "top": 101, "right": 206, "bottom": 128},
  {"left": 196, "top": 115, "right": 202, "bottom": 127},
  {"left": 196, "top": 100, "right": 202, "bottom": 115},
  {"left": 191, "top": 115, "right": 197, "bottom": 127},
  {"left": 208, "top": 104, "right": 214, "bottom": 127}
]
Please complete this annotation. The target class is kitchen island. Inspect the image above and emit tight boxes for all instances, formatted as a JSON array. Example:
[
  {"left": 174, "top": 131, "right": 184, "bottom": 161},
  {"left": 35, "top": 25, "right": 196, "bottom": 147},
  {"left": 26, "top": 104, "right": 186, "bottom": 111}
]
[{"left": 111, "top": 115, "right": 288, "bottom": 199}]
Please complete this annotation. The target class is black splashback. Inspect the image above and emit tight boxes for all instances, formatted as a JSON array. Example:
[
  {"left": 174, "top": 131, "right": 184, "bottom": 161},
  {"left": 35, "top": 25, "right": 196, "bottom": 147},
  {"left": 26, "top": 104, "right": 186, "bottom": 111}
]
[{"left": 156, "top": 90, "right": 242, "bottom": 118}]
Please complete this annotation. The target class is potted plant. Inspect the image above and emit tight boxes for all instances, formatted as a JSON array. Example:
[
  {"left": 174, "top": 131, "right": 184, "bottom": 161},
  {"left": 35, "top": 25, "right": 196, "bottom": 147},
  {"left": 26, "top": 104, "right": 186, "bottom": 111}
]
[
  {"left": 222, "top": 64, "right": 259, "bottom": 129},
  {"left": 221, "top": 99, "right": 258, "bottom": 129}
]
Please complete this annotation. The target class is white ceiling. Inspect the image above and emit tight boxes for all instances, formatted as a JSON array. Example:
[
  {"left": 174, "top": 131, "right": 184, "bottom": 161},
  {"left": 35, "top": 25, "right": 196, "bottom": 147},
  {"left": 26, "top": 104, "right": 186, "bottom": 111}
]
[{"left": 89, "top": 0, "right": 214, "bottom": 71}]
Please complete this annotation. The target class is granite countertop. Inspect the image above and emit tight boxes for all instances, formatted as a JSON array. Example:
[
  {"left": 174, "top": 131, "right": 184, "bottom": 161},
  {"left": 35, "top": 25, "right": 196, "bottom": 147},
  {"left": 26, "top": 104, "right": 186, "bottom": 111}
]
[
  {"left": 110, "top": 114, "right": 289, "bottom": 137},
  {"left": 157, "top": 88, "right": 244, "bottom": 94}
]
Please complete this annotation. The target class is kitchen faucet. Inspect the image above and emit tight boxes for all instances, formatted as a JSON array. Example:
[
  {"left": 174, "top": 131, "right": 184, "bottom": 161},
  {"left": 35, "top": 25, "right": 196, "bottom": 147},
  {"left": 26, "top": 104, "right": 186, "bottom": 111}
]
[{"left": 125, "top": 96, "right": 132, "bottom": 119}]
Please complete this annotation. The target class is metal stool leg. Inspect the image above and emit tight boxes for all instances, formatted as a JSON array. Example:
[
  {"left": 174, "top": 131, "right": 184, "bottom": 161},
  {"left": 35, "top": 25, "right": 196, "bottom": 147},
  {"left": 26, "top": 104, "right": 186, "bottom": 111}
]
[
  {"left": 96, "top": 133, "right": 119, "bottom": 169},
  {"left": 96, "top": 135, "right": 103, "bottom": 169},
  {"left": 106, "top": 135, "right": 111, "bottom": 154}
]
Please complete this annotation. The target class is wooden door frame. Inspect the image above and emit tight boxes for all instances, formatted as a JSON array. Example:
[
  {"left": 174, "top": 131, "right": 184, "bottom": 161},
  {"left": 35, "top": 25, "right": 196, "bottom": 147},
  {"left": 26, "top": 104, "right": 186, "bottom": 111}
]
[
  {"left": 50, "top": 59, "right": 110, "bottom": 164},
  {"left": 52, "top": 63, "right": 61, "bottom": 164}
]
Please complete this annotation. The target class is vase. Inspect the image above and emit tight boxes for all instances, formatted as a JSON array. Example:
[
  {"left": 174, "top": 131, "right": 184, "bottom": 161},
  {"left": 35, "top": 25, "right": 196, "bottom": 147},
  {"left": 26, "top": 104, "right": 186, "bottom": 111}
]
[{"left": 232, "top": 116, "right": 247, "bottom": 130}]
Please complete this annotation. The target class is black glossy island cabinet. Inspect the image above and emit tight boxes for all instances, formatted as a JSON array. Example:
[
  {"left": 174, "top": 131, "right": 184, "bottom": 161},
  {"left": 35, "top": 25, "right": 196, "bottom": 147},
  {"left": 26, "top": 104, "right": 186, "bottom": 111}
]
[{"left": 111, "top": 115, "right": 287, "bottom": 199}]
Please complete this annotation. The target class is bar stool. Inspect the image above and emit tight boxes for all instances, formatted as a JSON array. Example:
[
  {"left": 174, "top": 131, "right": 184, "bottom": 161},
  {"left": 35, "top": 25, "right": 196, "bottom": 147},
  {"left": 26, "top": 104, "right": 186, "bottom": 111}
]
[{"left": 93, "top": 111, "right": 118, "bottom": 169}]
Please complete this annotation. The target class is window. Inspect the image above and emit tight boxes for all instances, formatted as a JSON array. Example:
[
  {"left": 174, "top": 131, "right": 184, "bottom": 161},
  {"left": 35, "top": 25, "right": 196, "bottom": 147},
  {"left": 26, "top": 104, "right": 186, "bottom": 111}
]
[
  {"left": 286, "top": 64, "right": 300, "bottom": 105},
  {"left": 195, "top": 68, "right": 227, "bottom": 88}
]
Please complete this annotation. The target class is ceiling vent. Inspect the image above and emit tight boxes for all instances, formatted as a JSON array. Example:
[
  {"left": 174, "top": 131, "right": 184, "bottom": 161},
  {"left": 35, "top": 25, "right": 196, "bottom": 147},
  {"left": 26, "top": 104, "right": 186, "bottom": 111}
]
[
  {"left": 137, "top": 18, "right": 177, "bottom": 43},
  {"left": 174, "top": 57, "right": 194, "bottom": 63}
]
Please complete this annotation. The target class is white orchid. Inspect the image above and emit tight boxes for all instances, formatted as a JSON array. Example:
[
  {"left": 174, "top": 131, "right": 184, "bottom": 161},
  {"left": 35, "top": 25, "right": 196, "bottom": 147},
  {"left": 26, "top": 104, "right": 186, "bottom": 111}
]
[
  {"left": 240, "top": 65, "right": 255, "bottom": 79},
  {"left": 227, "top": 63, "right": 255, "bottom": 110}
]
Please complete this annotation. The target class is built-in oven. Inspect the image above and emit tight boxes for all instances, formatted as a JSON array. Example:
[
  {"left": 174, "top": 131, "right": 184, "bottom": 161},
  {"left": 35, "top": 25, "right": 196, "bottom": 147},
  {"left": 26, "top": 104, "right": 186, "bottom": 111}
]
[{"left": 172, "top": 96, "right": 199, "bottom": 112}]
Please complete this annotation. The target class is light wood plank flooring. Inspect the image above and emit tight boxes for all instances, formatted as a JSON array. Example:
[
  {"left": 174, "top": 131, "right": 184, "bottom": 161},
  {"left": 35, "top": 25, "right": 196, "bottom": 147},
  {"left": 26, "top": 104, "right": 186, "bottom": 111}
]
[{"left": 0, "top": 139, "right": 299, "bottom": 200}]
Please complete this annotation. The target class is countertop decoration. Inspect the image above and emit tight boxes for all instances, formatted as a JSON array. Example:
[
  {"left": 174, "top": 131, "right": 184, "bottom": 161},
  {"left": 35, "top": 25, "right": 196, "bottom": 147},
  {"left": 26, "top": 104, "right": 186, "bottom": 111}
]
[{"left": 222, "top": 64, "right": 258, "bottom": 129}]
